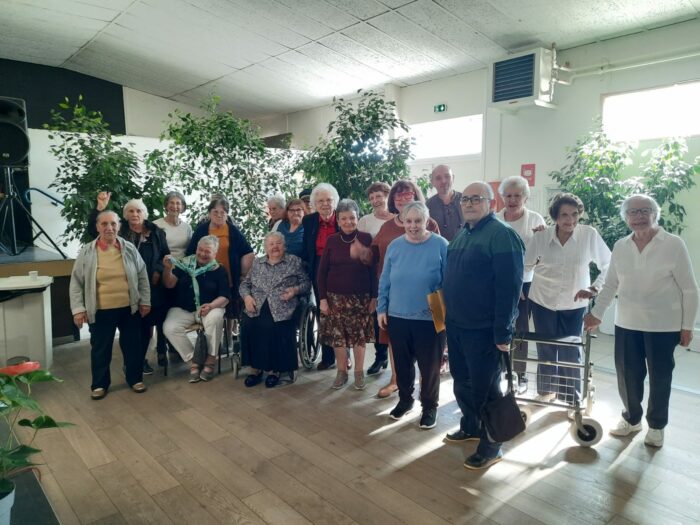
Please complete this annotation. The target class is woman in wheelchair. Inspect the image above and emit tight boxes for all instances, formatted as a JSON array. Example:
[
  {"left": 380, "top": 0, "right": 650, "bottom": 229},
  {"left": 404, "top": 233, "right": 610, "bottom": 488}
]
[
  {"left": 240, "top": 232, "right": 311, "bottom": 388},
  {"left": 162, "top": 235, "right": 230, "bottom": 382}
]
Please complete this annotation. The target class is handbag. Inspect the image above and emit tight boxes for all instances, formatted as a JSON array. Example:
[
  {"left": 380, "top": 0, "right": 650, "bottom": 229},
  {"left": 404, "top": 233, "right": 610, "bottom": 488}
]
[
  {"left": 426, "top": 289, "right": 446, "bottom": 333},
  {"left": 481, "top": 352, "right": 526, "bottom": 443},
  {"left": 192, "top": 329, "right": 208, "bottom": 367}
]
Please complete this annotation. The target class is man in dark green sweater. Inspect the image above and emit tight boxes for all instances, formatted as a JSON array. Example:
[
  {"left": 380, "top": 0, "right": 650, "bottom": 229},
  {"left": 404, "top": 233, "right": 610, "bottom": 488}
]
[{"left": 443, "top": 181, "right": 524, "bottom": 470}]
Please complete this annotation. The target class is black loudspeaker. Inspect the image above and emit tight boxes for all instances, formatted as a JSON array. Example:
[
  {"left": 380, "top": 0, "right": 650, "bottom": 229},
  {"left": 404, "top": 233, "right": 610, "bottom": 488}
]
[{"left": 0, "top": 96, "right": 30, "bottom": 166}]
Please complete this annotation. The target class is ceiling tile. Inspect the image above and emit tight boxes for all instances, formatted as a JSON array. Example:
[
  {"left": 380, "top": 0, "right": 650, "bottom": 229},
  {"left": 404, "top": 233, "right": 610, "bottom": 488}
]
[
  {"left": 323, "top": 0, "right": 389, "bottom": 20},
  {"left": 274, "top": 0, "right": 361, "bottom": 30}
]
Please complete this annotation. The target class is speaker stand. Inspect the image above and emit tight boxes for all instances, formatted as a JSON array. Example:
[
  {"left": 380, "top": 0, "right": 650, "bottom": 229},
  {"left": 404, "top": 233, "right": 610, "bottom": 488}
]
[{"left": 0, "top": 166, "right": 67, "bottom": 259}]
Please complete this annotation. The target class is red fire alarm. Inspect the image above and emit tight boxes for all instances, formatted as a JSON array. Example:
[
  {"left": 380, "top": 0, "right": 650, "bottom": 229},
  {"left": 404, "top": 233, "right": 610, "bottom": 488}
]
[{"left": 521, "top": 164, "right": 536, "bottom": 186}]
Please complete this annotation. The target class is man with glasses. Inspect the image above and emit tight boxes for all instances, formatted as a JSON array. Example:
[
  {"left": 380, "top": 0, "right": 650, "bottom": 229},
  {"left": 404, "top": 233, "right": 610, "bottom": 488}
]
[
  {"left": 426, "top": 165, "right": 464, "bottom": 242},
  {"left": 443, "top": 182, "right": 524, "bottom": 470}
]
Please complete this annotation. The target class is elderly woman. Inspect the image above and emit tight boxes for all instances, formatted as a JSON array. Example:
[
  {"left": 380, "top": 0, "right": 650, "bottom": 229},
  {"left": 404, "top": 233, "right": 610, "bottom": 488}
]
[
  {"left": 317, "top": 199, "right": 378, "bottom": 389},
  {"left": 497, "top": 176, "right": 546, "bottom": 392},
  {"left": 357, "top": 182, "right": 394, "bottom": 376},
  {"left": 527, "top": 193, "right": 611, "bottom": 405},
  {"left": 162, "top": 235, "right": 230, "bottom": 382},
  {"left": 188, "top": 197, "right": 254, "bottom": 319},
  {"left": 267, "top": 194, "right": 286, "bottom": 231},
  {"left": 153, "top": 190, "right": 193, "bottom": 364},
  {"left": 301, "top": 183, "right": 341, "bottom": 370},
  {"left": 153, "top": 190, "right": 192, "bottom": 259},
  {"left": 239, "top": 232, "right": 311, "bottom": 388},
  {"left": 276, "top": 198, "right": 306, "bottom": 258},
  {"left": 371, "top": 179, "right": 441, "bottom": 398},
  {"left": 377, "top": 202, "right": 448, "bottom": 429},
  {"left": 584, "top": 195, "right": 698, "bottom": 447},
  {"left": 70, "top": 210, "right": 151, "bottom": 399}
]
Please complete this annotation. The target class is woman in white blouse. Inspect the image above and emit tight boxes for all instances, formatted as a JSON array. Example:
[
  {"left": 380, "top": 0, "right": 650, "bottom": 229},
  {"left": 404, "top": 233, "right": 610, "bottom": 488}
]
[
  {"left": 497, "top": 176, "right": 546, "bottom": 392},
  {"left": 153, "top": 190, "right": 193, "bottom": 364},
  {"left": 584, "top": 194, "right": 698, "bottom": 448},
  {"left": 526, "top": 193, "right": 611, "bottom": 404}
]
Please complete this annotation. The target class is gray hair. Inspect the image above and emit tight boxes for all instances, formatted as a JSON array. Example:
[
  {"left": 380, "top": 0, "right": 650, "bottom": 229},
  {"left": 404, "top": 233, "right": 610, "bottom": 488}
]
[
  {"left": 310, "top": 183, "right": 339, "bottom": 208},
  {"left": 498, "top": 176, "right": 530, "bottom": 198},
  {"left": 197, "top": 234, "right": 220, "bottom": 252},
  {"left": 620, "top": 194, "right": 660, "bottom": 225},
  {"left": 264, "top": 231, "right": 286, "bottom": 246},
  {"left": 123, "top": 198, "right": 148, "bottom": 219},
  {"left": 336, "top": 198, "right": 360, "bottom": 217},
  {"left": 164, "top": 190, "right": 187, "bottom": 211},
  {"left": 400, "top": 201, "right": 429, "bottom": 222},
  {"left": 96, "top": 209, "right": 119, "bottom": 224},
  {"left": 267, "top": 194, "right": 286, "bottom": 209}
]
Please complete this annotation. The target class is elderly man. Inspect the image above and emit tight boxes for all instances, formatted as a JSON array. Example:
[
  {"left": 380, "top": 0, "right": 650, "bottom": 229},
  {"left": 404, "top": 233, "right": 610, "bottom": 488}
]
[
  {"left": 426, "top": 165, "right": 464, "bottom": 241},
  {"left": 443, "top": 181, "right": 524, "bottom": 470}
]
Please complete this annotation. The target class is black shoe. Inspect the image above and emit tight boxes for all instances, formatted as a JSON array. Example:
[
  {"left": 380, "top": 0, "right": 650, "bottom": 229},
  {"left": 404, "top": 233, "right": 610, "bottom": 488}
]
[
  {"left": 265, "top": 374, "right": 280, "bottom": 388},
  {"left": 389, "top": 400, "right": 414, "bottom": 420},
  {"left": 143, "top": 360, "right": 154, "bottom": 375},
  {"left": 317, "top": 361, "right": 336, "bottom": 371},
  {"left": 419, "top": 408, "right": 438, "bottom": 429},
  {"left": 157, "top": 352, "right": 168, "bottom": 367},
  {"left": 463, "top": 450, "right": 503, "bottom": 470},
  {"left": 445, "top": 429, "right": 480, "bottom": 443},
  {"left": 245, "top": 372, "right": 263, "bottom": 387},
  {"left": 367, "top": 359, "right": 388, "bottom": 376}
]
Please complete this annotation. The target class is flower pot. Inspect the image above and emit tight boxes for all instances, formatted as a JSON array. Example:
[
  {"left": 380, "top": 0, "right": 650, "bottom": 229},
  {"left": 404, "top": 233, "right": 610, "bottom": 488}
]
[{"left": 0, "top": 485, "right": 15, "bottom": 525}]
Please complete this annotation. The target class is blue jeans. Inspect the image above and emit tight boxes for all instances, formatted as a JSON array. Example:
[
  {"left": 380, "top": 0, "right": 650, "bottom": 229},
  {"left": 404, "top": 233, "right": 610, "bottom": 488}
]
[{"left": 446, "top": 324, "right": 503, "bottom": 458}]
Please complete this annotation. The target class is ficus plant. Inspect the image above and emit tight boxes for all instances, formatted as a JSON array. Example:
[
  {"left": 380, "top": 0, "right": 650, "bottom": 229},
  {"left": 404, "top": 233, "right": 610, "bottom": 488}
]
[
  {"left": 296, "top": 90, "right": 417, "bottom": 214},
  {"left": 550, "top": 123, "right": 699, "bottom": 249},
  {"left": 146, "top": 96, "right": 301, "bottom": 252},
  {"left": 44, "top": 96, "right": 169, "bottom": 244}
]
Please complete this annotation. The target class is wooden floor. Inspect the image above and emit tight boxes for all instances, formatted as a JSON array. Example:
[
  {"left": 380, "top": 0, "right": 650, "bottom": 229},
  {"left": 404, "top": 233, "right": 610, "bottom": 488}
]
[{"left": 24, "top": 341, "right": 700, "bottom": 525}]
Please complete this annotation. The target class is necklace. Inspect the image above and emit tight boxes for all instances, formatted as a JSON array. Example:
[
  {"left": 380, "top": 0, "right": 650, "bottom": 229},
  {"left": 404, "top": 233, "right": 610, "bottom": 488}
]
[{"left": 340, "top": 231, "right": 358, "bottom": 243}]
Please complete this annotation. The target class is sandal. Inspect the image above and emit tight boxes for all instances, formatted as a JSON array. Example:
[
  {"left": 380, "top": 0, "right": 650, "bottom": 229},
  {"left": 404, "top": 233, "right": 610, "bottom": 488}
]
[
  {"left": 331, "top": 371, "right": 349, "bottom": 390},
  {"left": 189, "top": 365, "right": 202, "bottom": 383}
]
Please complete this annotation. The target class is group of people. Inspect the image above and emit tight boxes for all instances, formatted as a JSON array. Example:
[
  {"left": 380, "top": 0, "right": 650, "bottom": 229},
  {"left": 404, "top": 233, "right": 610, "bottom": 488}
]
[{"left": 69, "top": 164, "right": 698, "bottom": 471}]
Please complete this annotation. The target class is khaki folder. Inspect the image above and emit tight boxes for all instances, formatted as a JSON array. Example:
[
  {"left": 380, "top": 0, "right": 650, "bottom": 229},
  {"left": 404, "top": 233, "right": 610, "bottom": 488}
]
[{"left": 427, "top": 289, "right": 446, "bottom": 333}]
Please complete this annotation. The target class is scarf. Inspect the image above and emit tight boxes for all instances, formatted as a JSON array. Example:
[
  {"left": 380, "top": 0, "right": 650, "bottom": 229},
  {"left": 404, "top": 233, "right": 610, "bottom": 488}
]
[{"left": 170, "top": 255, "right": 219, "bottom": 320}]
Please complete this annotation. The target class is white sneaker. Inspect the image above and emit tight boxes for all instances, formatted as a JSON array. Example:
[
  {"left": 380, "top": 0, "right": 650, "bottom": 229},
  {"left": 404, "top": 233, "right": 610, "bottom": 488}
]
[
  {"left": 609, "top": 419, "right": 643, "bottom": 437},
  {"left": 644, "top": 428, "right": 664, "bottom": 447},
  {"left": 534, "top": 392, "right": 556, "bottom": 403}
]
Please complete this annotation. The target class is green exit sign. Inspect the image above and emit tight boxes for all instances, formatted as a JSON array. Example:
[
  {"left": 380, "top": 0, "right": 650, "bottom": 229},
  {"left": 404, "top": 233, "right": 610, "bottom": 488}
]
[{"left": 434, "top": 103, "right": 447, "bottom": 113}]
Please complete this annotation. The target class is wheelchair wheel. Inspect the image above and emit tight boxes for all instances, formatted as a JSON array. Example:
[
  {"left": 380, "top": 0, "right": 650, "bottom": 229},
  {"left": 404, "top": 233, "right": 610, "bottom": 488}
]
[{"left": 298, "top": 302, "right": 320, "bottom": 369}]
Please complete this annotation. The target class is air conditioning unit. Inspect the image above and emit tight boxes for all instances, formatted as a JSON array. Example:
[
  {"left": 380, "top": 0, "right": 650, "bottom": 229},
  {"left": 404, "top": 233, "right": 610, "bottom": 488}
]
[{"left": 489, "top": 48, "right": 556, "bottom": 109}]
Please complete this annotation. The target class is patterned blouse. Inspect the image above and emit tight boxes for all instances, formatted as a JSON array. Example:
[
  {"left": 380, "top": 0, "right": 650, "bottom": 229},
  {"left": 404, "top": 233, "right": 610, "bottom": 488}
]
[{"left": 239, "top": 253, "right": 311, "bottom": 322}]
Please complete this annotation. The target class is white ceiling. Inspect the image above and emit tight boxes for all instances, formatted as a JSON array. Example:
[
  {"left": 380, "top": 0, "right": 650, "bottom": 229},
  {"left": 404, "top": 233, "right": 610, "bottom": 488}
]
[{"left": 2, "top": 0, "right": 699, "bottom": 118}]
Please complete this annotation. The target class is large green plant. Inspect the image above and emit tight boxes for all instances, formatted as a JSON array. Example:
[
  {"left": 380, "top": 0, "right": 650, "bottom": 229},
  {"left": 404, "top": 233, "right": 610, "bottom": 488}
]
[
  {"left": 550, "top": 125, "right": 699, "bottom": 248},
  {"left": 297, "top": 90, "right": 414, "bottom": 213},
  {"left": 146, "top": 96, "right": 300, "bottom": 251},
  {"left": 44, "top": 96, "right": 168, "bottom": 244}
]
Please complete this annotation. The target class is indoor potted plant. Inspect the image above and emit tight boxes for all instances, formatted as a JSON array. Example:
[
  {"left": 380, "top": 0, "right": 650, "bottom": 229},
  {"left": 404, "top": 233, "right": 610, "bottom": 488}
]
[{"left": 0, "top": 361, "right": 72, "bottom": 524}]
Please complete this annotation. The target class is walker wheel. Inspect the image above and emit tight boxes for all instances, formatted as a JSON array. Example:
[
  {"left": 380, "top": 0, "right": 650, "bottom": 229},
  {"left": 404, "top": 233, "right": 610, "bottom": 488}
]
[
  {"left": 519, "top": 405, "right": 532, "bottom": 428},
  {"left": 570, "top": 417, "right": 603, "bottom": 447}
]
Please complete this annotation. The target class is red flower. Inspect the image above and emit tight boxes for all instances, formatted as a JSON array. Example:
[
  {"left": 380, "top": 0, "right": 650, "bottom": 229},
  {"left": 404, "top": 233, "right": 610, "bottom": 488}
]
[{"left": 0, "top": 361, "right": 41, "bottom": 376}]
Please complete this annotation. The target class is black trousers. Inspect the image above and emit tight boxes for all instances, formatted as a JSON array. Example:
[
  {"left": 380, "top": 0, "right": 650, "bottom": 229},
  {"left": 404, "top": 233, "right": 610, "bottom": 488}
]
[
  {"left": 89, "top": 307, "right": 142, "bottom": 390},
  {"left": 387, "top": 316, "right": 442, "bottom": 410},
  {"left": 312, "top": 263, "right": 335, "bottom": 366},
  {"left": 140, "top": 305, "right": 167, "bottom": 362},
  {"left": 614, "top": 326, "right": 679, "bottom": 429},
  {"left": 512, "top": 281, "right": 531, "bottom": 375},
  {"left": 372, "top": 311, "right": 388, "bottom": 362}
]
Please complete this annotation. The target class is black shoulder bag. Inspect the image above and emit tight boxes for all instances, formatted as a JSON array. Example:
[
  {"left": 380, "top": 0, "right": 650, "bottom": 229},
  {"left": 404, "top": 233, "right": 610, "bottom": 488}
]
[{"left": 481, "top": 351, "right": 526, "bottom": 443}]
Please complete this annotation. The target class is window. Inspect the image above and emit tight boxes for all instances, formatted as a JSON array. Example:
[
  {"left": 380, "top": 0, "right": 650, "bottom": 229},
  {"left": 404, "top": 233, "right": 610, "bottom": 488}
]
[
  {"left": 410, "top": 115, "right": 482, "bottom": 160},
  {"left": 602, "top": 81, "right": 700, "bottom": 142}
]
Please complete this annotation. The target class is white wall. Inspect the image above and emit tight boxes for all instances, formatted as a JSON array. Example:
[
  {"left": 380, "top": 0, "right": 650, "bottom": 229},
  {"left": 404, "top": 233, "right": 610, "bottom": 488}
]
[{"left": 123, "top": 87, "right": 206, "bottom": 138}]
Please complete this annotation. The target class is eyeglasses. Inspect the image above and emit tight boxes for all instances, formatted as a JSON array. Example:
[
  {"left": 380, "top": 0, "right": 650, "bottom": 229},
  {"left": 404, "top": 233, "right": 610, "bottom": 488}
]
[
  {"left": 288, "top": 208, "right": 304, "bottom": 213},
  {"left": 460, "top": 195, "right": 488, "bottom": 205},
  {"left": 395, "top": 190, "right": 415, "bottom": 199},
  {"left": 626, "top": 207, "right": 653, "bottom": 217}
]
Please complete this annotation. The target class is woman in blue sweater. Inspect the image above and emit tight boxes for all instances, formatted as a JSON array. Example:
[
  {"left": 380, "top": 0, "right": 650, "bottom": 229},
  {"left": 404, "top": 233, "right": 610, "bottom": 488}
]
[{"left": 377, "top": 201, "right": 448, "bottom": 429}]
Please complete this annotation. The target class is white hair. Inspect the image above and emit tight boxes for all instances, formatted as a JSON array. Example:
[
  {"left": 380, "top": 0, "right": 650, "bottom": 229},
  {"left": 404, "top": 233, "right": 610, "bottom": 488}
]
[
  {"left": 122, "top": 198, "right": 148, "bottom": 220},
  {"left": 267, "top": 194, "right": 286, "bottom": 209},
  {"left": 310, "top": 183, "right": 339, "bottom": 208},
  {"left": 264, "top": 231, "right": 286, "bottom": 245},
  {"left": 498, "top": 176, "right": 530, "bottom": 198},
  {"left": 197, "top": 234, "right": 220, "bottom": 252},
  {"left": 400, "top": 201, "right": 429, "bottom": 222},
  {"left": 620, "top": 194, "right": 660, "bottom": 225}
]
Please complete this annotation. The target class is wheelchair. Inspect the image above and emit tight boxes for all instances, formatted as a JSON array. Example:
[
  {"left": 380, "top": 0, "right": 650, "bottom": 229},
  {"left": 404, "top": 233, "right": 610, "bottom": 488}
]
[{"left": 295, "top": 297, "right": 320, "bottom": 369}]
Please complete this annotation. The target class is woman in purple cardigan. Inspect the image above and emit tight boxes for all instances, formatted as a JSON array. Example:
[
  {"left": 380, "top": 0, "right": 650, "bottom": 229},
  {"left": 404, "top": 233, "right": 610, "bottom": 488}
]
[{"left": 317, "top": 199, "right": 377, "bottom": 390}]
